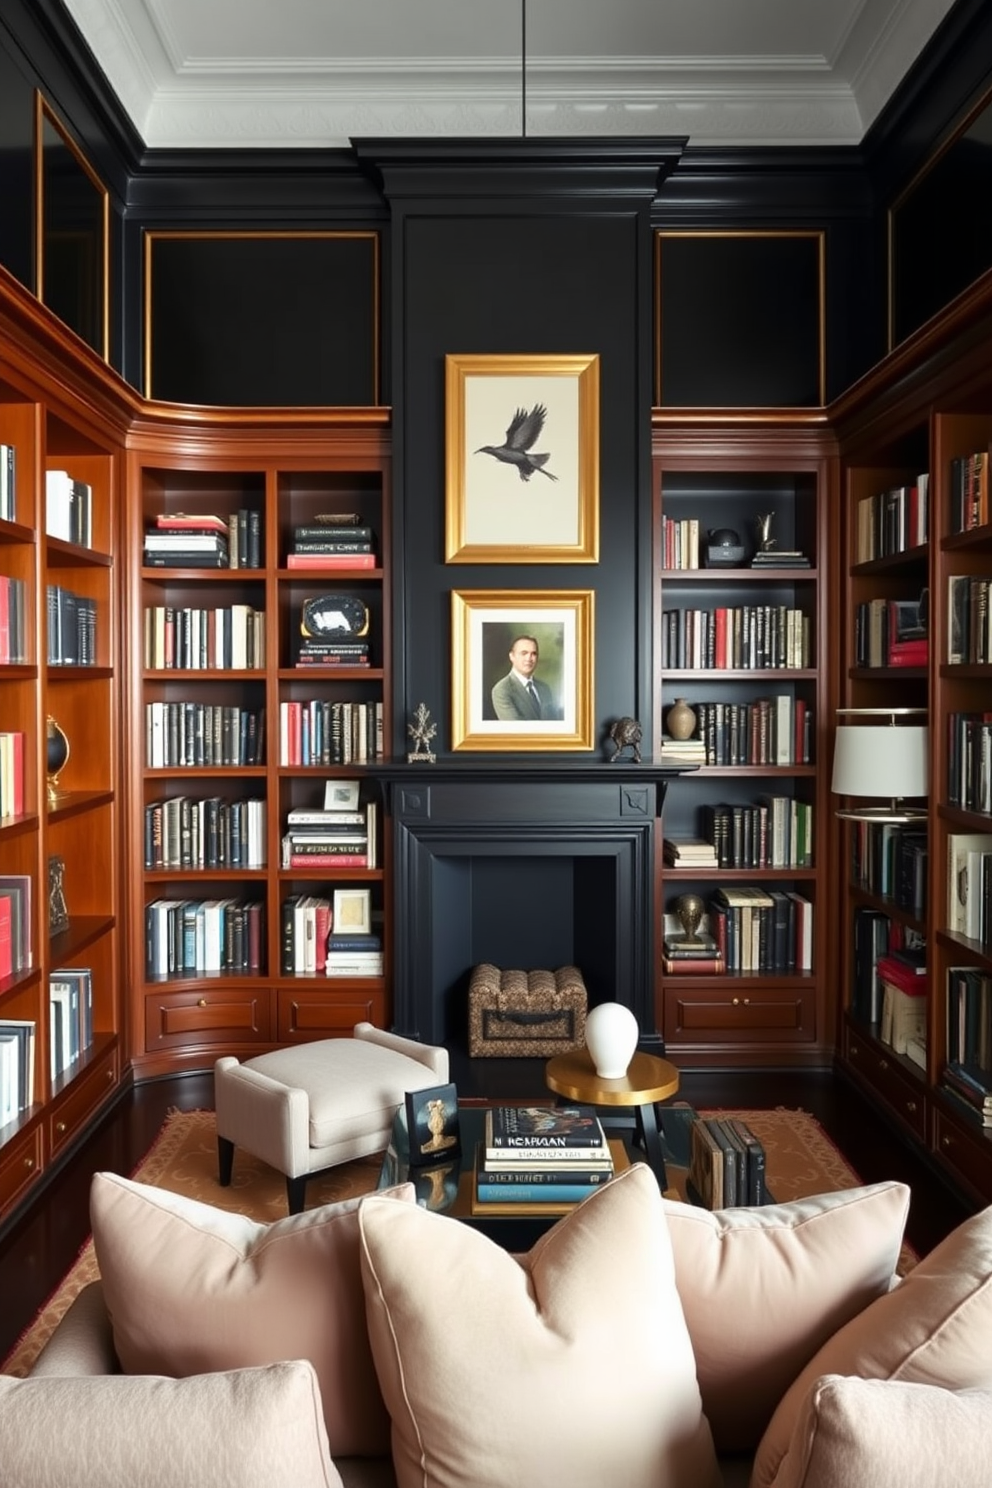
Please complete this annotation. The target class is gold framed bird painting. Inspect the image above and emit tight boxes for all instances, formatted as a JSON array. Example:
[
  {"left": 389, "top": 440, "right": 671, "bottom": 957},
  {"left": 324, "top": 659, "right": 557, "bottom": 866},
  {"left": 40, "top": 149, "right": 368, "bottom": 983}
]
[{"left": 444, "top": 353, "right": 600, "bottom": 563}]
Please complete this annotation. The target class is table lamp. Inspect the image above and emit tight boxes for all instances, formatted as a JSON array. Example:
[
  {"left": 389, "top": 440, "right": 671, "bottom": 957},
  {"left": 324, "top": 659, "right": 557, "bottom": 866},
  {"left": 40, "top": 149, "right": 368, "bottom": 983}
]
[{"left": 830, "top": 707, "right": 928, "bottom": 823}]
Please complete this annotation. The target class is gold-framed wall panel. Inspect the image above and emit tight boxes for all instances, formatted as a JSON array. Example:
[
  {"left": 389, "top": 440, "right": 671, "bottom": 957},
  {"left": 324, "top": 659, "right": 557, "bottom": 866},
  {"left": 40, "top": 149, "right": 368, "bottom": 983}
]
[
  {"left": 33, "top": 91, "right": 110, "bottom": 363},
  {"left": 653, "top": 229, "right": 826, "bottom": 409},
  {"left": 143, "top": 230, "right": 381, "bottom": 406}
]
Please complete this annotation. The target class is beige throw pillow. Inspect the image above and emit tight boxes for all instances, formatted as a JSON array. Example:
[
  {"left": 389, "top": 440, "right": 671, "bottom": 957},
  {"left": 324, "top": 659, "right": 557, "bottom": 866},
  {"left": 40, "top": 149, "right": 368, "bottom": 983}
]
[
  {"left": 90, "top": 1171, "right": 413, "bottom": 1458},
  {"left": 358, "top": 1162, "right": 722, "bottom": 1488},
  {"left": 661, "top": 1180, "right": 910, "bottom": 1451},
  {"left": 772, "top": 1375, "right": 992, "bottom": 1488},
  {"left": 753, "top": 1205, "right": 992, "bottom": 1488},
  {"left": 0, "top": 1360, "right": 340, "bottom": 1488}
]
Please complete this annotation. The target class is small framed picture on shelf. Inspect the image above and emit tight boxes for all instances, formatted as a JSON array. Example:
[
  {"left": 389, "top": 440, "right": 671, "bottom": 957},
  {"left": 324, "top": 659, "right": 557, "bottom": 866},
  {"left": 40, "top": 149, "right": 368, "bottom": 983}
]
[
  {"left": 332, "top": 886, "right": 371, "bottom": 933},
  {"left": 48, "top": 855, "right": 69, "bottom": 935},
  {"left": 404, "top": 1083, "right": 461, "bottom": 1167},
  {"left": 323, "top": 779, "right": 361, "bottom": 812}
]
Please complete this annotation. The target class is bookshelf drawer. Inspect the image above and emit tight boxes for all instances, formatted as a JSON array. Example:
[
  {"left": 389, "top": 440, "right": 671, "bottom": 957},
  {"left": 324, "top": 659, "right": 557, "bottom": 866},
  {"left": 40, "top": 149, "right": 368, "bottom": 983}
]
[
  {"left": 845, "top": 1028, "right": 927, "bottom": 1140},
  {"left": 145, "top": 988, "right": 272, "bottom": 1049},
  {"left": 276, "top": 987, "right": 385, "bottom": 1040},
  {"left": 0, "top": 1123, "right": 43, "bottom": 1215},
  {"left": 934, "top": 1106, "right": 992, "bottom": 1204},
  {"left": 662, "top": 984, "right": 815, "bottom": 1043},
  {"left": 49, "top": 1046, "right": 119, "bottom": 1157}
]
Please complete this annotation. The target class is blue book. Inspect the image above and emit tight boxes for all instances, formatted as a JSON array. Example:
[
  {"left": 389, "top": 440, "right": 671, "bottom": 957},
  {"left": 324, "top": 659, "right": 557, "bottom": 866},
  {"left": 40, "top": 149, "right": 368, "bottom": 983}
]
[{"left": 475, "top": 1181, "right": 604, "bottom": 1204}]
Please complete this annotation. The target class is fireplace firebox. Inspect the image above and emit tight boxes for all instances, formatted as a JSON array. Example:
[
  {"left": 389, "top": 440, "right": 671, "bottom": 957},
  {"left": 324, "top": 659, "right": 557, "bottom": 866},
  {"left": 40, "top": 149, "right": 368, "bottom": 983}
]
[{"left": 373, "top": 763, "right": 681, "bottom": 1055}]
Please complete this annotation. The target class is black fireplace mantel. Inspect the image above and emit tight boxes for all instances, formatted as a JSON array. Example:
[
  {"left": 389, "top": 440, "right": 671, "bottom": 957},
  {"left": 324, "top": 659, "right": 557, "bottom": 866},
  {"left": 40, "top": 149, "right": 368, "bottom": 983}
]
[{"left": 369, "top": 761, "right": 691, "bottom": 1050}]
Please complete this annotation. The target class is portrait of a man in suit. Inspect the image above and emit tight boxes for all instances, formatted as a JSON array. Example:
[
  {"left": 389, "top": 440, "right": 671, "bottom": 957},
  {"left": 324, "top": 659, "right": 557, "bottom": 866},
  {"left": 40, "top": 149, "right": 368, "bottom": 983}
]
[{"left": 489, "top": 634, "right": 562, "bottom": 721}]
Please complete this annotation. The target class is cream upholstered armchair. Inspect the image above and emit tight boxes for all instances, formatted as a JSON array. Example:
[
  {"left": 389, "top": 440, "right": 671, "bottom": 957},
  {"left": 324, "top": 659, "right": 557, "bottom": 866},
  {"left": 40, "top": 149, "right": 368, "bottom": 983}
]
[{"left": 214, "top": 1022, "right": 448, "bottom": 1212}]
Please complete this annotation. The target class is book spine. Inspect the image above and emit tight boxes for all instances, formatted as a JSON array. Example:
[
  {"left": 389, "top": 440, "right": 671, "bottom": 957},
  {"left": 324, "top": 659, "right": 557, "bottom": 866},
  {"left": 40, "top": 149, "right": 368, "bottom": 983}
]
[{"left": 475, "top": 1182, "right": 605, "bottom": 1203}]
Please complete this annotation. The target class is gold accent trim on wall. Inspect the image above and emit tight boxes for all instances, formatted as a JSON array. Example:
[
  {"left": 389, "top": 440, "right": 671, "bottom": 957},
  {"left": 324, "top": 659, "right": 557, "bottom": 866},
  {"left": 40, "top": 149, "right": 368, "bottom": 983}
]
[
  {"left": 33, "top": 92, "right": 110, "bottom": 363},
  {"left": 143, "top": 230, "right": 381, "bottom": 404},
  {"left": 653, "top": 229, "right": 826, "bottom": 409}
]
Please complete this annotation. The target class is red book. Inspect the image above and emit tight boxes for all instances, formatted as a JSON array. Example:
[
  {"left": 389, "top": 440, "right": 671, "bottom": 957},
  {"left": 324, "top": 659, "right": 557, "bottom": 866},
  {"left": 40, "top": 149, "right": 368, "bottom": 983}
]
[
  {"left": 314, "top": 902, "right": 332, "bottom": 973},
  {"left": 877, "top": 954, "right": 927, "bottom": 996},
  {"left": 661, "top": 956, "right": 726, "bottom": 975},
  {"left": 288, "top": 854, "right": 368, "bottom": 868},
  {"left": 285, "top": 554, "right": 376, "bottom": 569},
  {"left": 0, "top": 895, "right": 12, "bottom": 979},
  {"left": 156, "top": 512, "right": 228, "bottom": 534},
  {"left": 714, "top": 607, "right": 728, "bottom": 669}
]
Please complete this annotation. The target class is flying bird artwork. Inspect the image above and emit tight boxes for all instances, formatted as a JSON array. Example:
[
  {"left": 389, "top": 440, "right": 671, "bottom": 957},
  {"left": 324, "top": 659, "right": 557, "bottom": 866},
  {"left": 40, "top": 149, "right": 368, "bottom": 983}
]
[{"left": 475, "top": 403, "right": 558, "bottom": 482}]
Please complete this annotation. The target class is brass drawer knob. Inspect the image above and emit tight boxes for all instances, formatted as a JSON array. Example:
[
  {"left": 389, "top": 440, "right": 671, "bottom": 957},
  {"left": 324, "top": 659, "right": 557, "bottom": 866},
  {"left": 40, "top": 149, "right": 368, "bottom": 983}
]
[
  {"left": 24, "top": 1156, "right": 35, "bottom": 1172},
  {"left": 905, "top": 1100, "right": 917, "bottom": 1114},
  {"left": 55, "top": 1121, "right": 66, "bottom": 1135},
  {"left": 198, "top": 998, "right": 208, "bottom": 1008}
]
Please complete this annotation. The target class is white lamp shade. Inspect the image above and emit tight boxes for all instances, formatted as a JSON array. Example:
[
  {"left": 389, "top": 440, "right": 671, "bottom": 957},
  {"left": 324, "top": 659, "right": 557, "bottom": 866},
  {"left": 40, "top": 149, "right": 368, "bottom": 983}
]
[{"left": 831, "top": 725, "right": 928, "bottom": 799}]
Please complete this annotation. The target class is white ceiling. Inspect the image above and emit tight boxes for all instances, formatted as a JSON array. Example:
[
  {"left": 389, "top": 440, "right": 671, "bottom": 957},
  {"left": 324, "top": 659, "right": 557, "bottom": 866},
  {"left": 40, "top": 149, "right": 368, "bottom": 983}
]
[{"left": 62, "top": 0, "right": 957, "bottom": 151}]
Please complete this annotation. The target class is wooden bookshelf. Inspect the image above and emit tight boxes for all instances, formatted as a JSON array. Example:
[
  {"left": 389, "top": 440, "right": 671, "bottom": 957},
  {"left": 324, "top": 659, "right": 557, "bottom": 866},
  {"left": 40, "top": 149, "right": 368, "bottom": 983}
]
[
  {"left": 835, "top": 275, "right": 992, "bottom": 1204},
  {"left": 0, "top": 268, "right": 125, "bottom": 1226},
  {"left": 650, "top": 419, "right": 836, "bottom": 1068},
  {"left": 124, "top": 420, "right": 392, "bottom": 1077}
]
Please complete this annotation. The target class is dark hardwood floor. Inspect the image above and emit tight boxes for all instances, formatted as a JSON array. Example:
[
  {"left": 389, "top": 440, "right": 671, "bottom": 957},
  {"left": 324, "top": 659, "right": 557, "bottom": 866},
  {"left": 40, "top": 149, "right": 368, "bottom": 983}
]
[{"left": 0, "top": 1062, "right": 979, "bottom": 1365}]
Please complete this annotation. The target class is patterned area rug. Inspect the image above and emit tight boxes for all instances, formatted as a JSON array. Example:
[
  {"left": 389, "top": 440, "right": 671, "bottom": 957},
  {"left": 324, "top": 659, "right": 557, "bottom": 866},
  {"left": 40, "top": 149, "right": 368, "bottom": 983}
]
[{"left": 0, "top": 1103, "right": 900, "bottom": 1377}]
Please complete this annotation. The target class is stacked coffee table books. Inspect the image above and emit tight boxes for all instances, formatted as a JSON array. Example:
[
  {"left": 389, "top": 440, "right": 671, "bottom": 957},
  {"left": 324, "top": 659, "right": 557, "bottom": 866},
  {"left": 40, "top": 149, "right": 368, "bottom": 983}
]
[{"left": 471, "top": 1104, "right": 625, "bottom": 1217}]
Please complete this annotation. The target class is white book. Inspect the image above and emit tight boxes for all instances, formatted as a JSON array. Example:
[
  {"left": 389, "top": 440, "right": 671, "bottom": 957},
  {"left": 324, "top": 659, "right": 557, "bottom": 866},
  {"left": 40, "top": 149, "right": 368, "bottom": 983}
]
[
  {"left": 774, "top": 694, "right": 793, "bottom": 765},
  {"left": 45, "top": 470, "right": 74, "bottom": 542},
  {"left": 49, "top": 981, "right": 72, "bottom": 1078},
  {"left": 0, "top": 1034, "right": 19, "bottom": 1126}
]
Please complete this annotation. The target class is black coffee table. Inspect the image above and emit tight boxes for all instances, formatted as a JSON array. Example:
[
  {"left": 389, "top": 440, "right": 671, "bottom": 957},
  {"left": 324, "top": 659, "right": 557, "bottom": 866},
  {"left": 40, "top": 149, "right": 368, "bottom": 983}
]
[{"left": 378, "top": 1104, "right": 637, "bottom": 1250}]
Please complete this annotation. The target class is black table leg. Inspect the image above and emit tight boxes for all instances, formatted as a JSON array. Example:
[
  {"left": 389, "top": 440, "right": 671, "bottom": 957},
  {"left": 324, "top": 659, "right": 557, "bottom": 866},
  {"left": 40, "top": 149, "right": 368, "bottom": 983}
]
[{"left": 634, "top": 1100, "right": 668, "bottom": 1188}]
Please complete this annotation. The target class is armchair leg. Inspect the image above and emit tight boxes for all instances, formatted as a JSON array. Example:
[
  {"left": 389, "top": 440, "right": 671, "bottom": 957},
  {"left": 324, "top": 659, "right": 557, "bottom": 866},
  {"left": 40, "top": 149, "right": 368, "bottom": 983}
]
[
  {"left": 217, "top": 1135, "right": 235, "bottom": 1187},
  {"left": 286, "top": 1174, "right": 308, "bottom": 1215}
]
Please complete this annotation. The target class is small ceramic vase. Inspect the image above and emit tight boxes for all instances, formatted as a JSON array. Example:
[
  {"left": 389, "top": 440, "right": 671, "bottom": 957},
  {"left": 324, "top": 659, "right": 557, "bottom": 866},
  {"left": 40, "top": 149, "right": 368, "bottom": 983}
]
[
  {"left": 666, "top": 698, "right": 697, "bottom": 742},
  {"left": 584, "top": 1001, "right": 639, "bottom": 1079}
]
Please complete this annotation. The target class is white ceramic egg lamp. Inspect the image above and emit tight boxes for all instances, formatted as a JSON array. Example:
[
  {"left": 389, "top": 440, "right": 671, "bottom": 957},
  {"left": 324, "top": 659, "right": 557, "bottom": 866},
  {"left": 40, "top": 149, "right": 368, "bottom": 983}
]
[{"left": 584, "top": 1001, "right": 639, "bottom": 1078}]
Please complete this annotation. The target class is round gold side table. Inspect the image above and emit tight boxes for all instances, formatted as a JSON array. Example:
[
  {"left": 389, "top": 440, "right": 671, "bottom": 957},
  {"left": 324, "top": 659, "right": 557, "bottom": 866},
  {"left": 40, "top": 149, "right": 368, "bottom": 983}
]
[{"left": 545, "top": 1048, "right": 680, "bottom": 1188}]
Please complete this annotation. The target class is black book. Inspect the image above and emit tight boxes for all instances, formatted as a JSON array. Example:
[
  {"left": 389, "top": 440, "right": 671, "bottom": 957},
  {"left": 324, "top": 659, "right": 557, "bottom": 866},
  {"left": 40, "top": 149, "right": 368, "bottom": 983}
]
[
  {"left": 713, "top": 1118, "right": 747, "bottom": 1204},
  {"left": 705, "top": 1118, "right": 737, "bottom": 1206},
  {"left": 727, "top": 1118, "right": 768, "bottom": 1204}
]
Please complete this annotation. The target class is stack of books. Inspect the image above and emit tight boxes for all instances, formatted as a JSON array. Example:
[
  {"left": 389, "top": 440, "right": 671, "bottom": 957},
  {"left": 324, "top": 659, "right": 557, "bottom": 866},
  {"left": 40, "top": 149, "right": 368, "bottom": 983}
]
[
  {"left": 472, "top": 1104, "right": 614, "bottom": 1213},
  {"left": 663, "top": 837, "right": 719, "bottom": 870},
  {"left": 688, "top": 1114, "right": 767, "bottom": 1208},
  {"left": 662, "top": 922, "right": 725, "bottom": 976},
  {"left": 749, "top": 548, "right": 811, "bottom": 568},
  {"left": 280, "top": 799, "right": 377, "bottom": 869},
  {"left": 877, "top": 952, "right": 927, "bottom": 1058},
  {"left": 325, "top": 930, "right": 383, "bottom": 978},
  {"left": 286, "top": 517, "right": 376, "bottom": 570},
  {"left": 144, "top": 513, "right": 229, "bottom": 568},
  {"left": 659, "top": 733, "right": 706, "bottom": 764}
]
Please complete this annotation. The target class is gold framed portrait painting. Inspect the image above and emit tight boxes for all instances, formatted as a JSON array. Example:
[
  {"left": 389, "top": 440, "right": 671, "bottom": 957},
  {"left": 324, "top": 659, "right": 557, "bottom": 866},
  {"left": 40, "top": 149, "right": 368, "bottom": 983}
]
[
  {"left": 445, "top": 353, "right": 600, "bottom": 563},
  {"left": 451, "top": 589, "right": 595, "bottom": 752}
]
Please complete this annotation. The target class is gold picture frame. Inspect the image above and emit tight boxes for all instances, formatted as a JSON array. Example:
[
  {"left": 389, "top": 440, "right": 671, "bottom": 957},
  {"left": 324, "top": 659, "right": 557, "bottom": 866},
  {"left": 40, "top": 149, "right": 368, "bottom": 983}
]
[
  {"left": 451, "top": 589, "right": 595, "bottom": 752},
  {"left": 445, "top": 353, "right": 600, "bottom": 563}
]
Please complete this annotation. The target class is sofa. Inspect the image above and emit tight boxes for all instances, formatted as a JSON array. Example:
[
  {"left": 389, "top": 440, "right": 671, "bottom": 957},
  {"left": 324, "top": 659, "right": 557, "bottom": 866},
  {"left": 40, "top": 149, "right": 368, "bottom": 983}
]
[{"left": 4, "top": 1162, "right": 992, "bottom": 1488}]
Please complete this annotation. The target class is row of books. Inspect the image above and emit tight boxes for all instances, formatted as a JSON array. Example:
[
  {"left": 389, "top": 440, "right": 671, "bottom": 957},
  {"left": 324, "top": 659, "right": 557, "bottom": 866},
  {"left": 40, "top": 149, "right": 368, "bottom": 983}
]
[
  {"left": 0, "top": 731, "right": 24, "bottom": 820},
  {"left": 0, "top": 573, "right": 27, "bottom": 663},
  {"left": 144, "top": 897, "right": 265, "bottom": 977},
  {"left": 942, "top": 1061, "right": 992, "bottom": 1128},
  {"left": 850, "top": 822, "right": 927, "bottom": 917},
  {"left": 947, "top": 711, "right": 992, "bottom": 815},
  {"left": 46, "top": 584, "right": 98, "bottom": 666},
  {"left": 0, "top": 442, "right": 15, "bottom": 521},
  {"left": 855, "top": 595, "right": 928, "bottom": 669},
  {"left": 947, "top": 574, "right": 992, "bottom": 665},
  {"left": 0, "top": 1016, "right": 34, "bottom": 1126},
  {"left": 145, "top": 702, "right": 266, "bottom": 768},
  {"left": 699, "top": 796, "right": 814, "bottom": 870},
  {"left": 948, "top": 834, "right": 992, "bottom": 946},
  {"left": 850, "top": 907, "right": 925, "bottom": 1024},
  {"left": 278, "top": 700, "right": 384, "bottom": 766},
  {"left": 46, "top": 469, "right": 92, "bottom": 548},
  {"left": 947, "top": 966, "right": 992, "bottom": 1075},
  {"left": 854, "top": 476, "right": 929, "bottom": 562},
  {"left": 143, "top": 604, "right": 267, "bottom": 671},
  {"left": 0, "top": 874, "right": 32, "bottom": 979},
  {"left": 144, "top": 511, "right": 263, "bottom": 568},
  {"left": 143, "top": 796, "right": 267, "bottom": 871},
  {"left": 661, "top": 516, "right": 701, "bottom": 570},
  {"left": 877, "top": 954, "right": 927, "bottom": 1065},
  {"left": 280, "top": 800, "right": 378, "bottom": 869},
  {"left": 688, "top": 1115, "right": 767, "bottom": 1208},
  {"left": 280, "top": 897, "right": 383, "bottom": 976},
  {"left": 50, "top": 967, "right": 94, "bottom": 1081},
  {"left": 473, "top": 1105, "right": 614, "bottom": 1211},
  {"left": 285, "top": 522, "right": 376, "bottom": 570},
  {"left": 660, "top": 605, "right": 811, "bottom": 671},
  {"left": 949, "top": 450, "right": 991, "bottom": 534},
  {"left": 672, "top": 695, "right": 813, "bottom": 767},
  {"left": 710, "top": 886, "right": 814, "bottom": 974}
]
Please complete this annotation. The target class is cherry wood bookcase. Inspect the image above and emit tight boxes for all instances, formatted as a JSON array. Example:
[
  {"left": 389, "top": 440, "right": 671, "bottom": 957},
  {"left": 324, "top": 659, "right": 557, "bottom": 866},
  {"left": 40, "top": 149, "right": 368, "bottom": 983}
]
[
  {"left": 0, "top": 269, "right": 126, "bottom": 1224},
  {"left": 835, "top": 275, "right": 992, "bottom": 1206},
  {"left": 651, "top": 417, "right": 838, "bottom": 1068}
]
